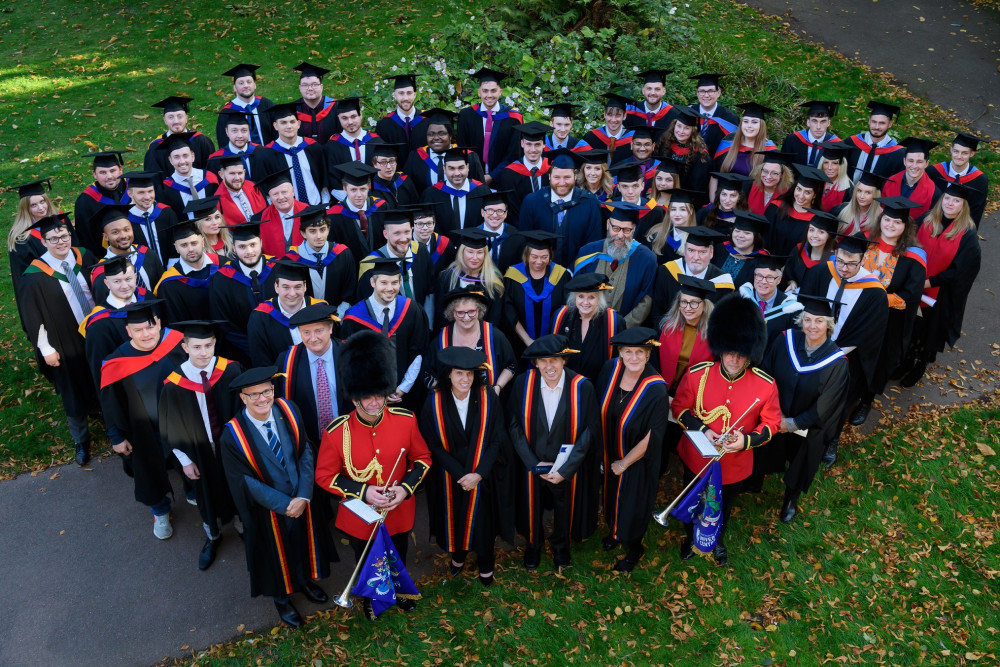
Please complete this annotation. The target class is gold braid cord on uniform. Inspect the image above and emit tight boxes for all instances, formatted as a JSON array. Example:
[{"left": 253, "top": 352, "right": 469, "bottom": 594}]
[
  {"left": 694, "top": 368, "right": 731, "bottom": 432},
  {"left": 341, "top": 422, "right": 384, "bottom": 486}
]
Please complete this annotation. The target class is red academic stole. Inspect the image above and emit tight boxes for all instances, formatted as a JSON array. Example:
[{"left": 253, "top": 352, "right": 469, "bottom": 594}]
[
  {"left": 431, "top": 387, "right": 491, "bottom": 551},
  {"left": 99, "top": 328, "right": 185, "bottom": 389},
  {"left": 747, "top": 183, "right": 785, "bottom": 216},
  {"left": 849, "top": 134, "right": 901, "bottom": 156},
  {"left": 439, "top": 324, "right": 498, "bottom": 385},
  {"left": 930, "top": 162, "right": 983, "bottom": 185},
  {"left": 519, "top": 369, "right": 586, "bottom": 544},
  {"left": 225, "top": 399, "right": 321, "bottom": 593},
  {"left": 917, "top": 221, "right": 964, "bottom": 301},
  {"left": 504, "top": 159, "right": 551, "bottom": 178},
  {"left": 882, "top": 172, "right": 937, "bottom": 218},
  {"left": 598, "top": 361, "right": 667, "bottom": 540},
  {"left": 163, "top": 358, "right": 232, "bottom": 391}
]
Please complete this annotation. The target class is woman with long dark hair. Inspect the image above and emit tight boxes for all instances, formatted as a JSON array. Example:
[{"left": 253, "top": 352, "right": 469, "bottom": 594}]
[
  {"left": 765, "top": 164, "right": 830, "bottom": 256},
  {"left": 713, "top": 211, "right": 770, "bottom": 288},
  {"left": 655, "top": 108, "right": 712, "bottom": 204},
  {"left": 697, "top": 172, "right": 751, "bottom": 232},
  {"left": 781, "top": 210, "right": 840, "bottom": 293}
]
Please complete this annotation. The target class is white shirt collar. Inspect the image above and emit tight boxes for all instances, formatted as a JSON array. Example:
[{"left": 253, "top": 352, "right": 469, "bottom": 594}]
[
  {"left": 181, "top": 357, "right": 217, "bottom": 380},
  {"left": 106, "top": 293, "right": 136, "bottom": 309}
]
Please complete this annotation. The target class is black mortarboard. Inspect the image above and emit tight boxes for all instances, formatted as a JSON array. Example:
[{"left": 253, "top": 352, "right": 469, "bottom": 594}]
[
  {"left": 610, "top": 326, "right": 660, "bottom": 348},
  {"left": 371, "top": 142, "right": 404, "bottom": 159},
  {"left": 293, "top": 203, "right": 329, "bottom": 229},
  {"left": 856, "top": 170, "right": 888, "bottom": 189},
  {"left": 547, "top": 147, "right": 584, "bottom": 170},
  {"left": 156, "top": 132, "right": 196, "bottom": 154},
  {"left": 677, "top": 274, "right": 716, "bottom": 299},
  {"left": 818, "top": 141, "right": 850, "bottom": 162},
  {"left": 438, "top": 346, "right": 487, "bottom": 371},
  {"left": 124, "top": 171, "right": 160, "bottom": 188},
  {"left": 100, "top": 253, "right": 136, "bottom": 277},
  {"left": 442, "top": 146, "right": 470, "bottom": 164},
  {"left": 952, "top": 132, "right": 984, "bottom": 151},
  {"left": 267, "top": 102, "right": 298, "bottom": 121},
  {"left": 683, "top": 225, "right": 725, "bottom": 247},
  {"left": 576, "top": 149, "right": 610, "bottom": 164},
  {"left": 805, "top": 209, "right": 841, "bottom": 234},
  {"left": 710, "top": 170, "right": 752, "bottom": 190},
  {"left": 758, "top": 151, "right": 795, "bottom": 167},
  {"left": 602, "top": 92, "right": 633, "bottom": 111},
  {"left": 638, "top": 69, "right": 671, "bottom": 85},
  {"left": 690, "top": 73, "right": 723, "bottom": 88},
  {"left": 172, "top": 320, "right": 224, "bottom": 338},
  {"left": 388, "top": 72, "right": 418, "bottom": 89},
  {"left": 379, "top": 208, "right": 414, "bottom": 227},
  {"left": 222, "top": 64, "right": 261, "bottom": 80},
  {"left": 663, "top": 188, "right": 699, "bottom": 205},
  {"left": 654, "top": 159, "right": 680, "bottom": 174},
  {"left": 798, "top": 294, "right": 836, "bottom": 317},
  {"left": 402, "top": 202, "right": 437, "bottom": 219},
  {"left": 226, "top": 221, "right": 262, "bottom": 241},
  {"left": 121, "top": 300, "right": 162, "bottom": 325},
  {"left": 565, "top": 272, "right": 611, "bottom": 292},
  {"left": 336, "top": 161, "right": 378, "bottom": 186},
  {"left": 516, "top": 121, "right": 554, "bottom": 141},
  {"left": 293, "top": 61, "right": 330, "bottom": 79},
  {"left": 625, "top": 122, "right": 666, "bottom": 143},
  {"left": 254, "top": 168, "right": 294, "bottom": 194},
  {"left": 793, "top": 163, "right": 832, "bottom": 189},
  {"left": 85, "top": 150, "right": 128, "bottom": 168},
  {"left": 30, "top": 213, "right": 72, "bottom": 237},
  {"left": 218, "top": 155, "right": 245, "bottom": 170},
  {"left": 543, "top": 102, "right": 578, "bottom": 118},
  {"left": 875, "top": 196, "right": 919, "bottom": 219},
  {"left": 736, "top": 102, "right": 774, "bottom": 119},
  {"left": 943, "top": 181, "right": 972, "bottom": 200},
  {"left": 470, "top": 67, "right": 509, "bottom": 84},
  {"left": 866, "top": 100, "right": 901, "bottom": 119},
  {"left": 836, "top": 231, "right": 870, "bottom": 255},
  {"left": 520, "top": 230, "right": 562, "bottom": 251},
  {"left": 606, "top": 200, "right": 641, "bottom": 223},
  {"left": 442, "top": 284, "right": 490, "bottom": 308},
  {"left": 450, "top": 227, "right": 495, "bottom": 250},
  {"left": 366, "top": 256, "right": 405, "bottom": 277},
  {"left": 167, "top": 219, "right": 201, "bottom": 241},
  {"left": 523, "top": 334, "right": 578, "bottom": 359},
  {"left": 671, "top": 106, "right": 701, "bottom": 127},
  {"left": 799, "top": 100, "right": 839, "bottom": 117},
  {"left": 731, "top": 210, "right": 769, "bottom": 234},
  {"left": 229, "top": 366, "right": 280, "bottom": 392},
  {"left": 217, "top": 108, "right": 251, "bottom": 126},
  {"left": 469, "top": 188, "right": 510, "bottom": 208},
  {"left": 755, "top": 254, "right": 787, "bottom": 272},
  {"left": 183, "top": 195, "right": 221, "bottom": 220},
  {"left": 288, "top": 303, "right": 339, "bottom": 328},
  {"left": 273, "top": 258, "right": 310, "bottom": 282},
  {"left": 334, "top": 97, "right": 362, "bottom": 116},
  {"left": 9, "top": 178, "right": 52, "bottom": 198},
  {"left": 152, "top": 95, "right": 193, "bottom": 113},
  {"left": 609, "top": 160, "right": 644, "bottom": 183},
  {"left": 91, "top": 204, "right": 131, "bottom": 230},
  {"left": 900, "top": 137, "right": 939, "bottom": 158},
  {"left": 422, "top": 107, "right": 458, "bottom": 126}
]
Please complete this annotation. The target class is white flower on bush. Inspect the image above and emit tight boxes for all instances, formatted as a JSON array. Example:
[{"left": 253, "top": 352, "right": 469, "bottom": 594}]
[
  {"left": 468, "top": 68, "right": 475, "bottom": 74},
  {"left": 448, "top": 84, "right": 455, "bottom": 94},
  {"left": 669, "top": 6, "right": 676, "bottom": 14},
  {"left": 633, "top": 66, "right": 639, "bottom": 71},
  {"left": 561, "top": 86, "right": 569, "bottom": 94},
  {"left": 504, "top": 96, "right": 513, "bottom": 106},
  {"left": 391, "top": 65, "right": 397, "bottom": 71},
  {"left": 454, "top": 100, "right": 462, "bottom": 108}
]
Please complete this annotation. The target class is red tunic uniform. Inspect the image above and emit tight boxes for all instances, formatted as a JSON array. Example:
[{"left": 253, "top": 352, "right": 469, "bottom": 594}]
[
  {"left": 672, "top": 361, "right": 782, "bottom": 485},
  {"left": 315, "top": 407, "right": 432, "bottom": 539}
]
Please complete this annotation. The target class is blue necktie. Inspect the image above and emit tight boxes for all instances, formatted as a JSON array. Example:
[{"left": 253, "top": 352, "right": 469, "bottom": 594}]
[
  {"left": 555, "top": 199, "right": 566, "bottom": 229},
  {"left": 236, "top": 150, "right": 250, "bottom": 178},
  {"left": 263, "top": 421, "right": 284, "bottom": 467},
  {"left": 287, "top": 145, "right": 309, "bottom": 203}
]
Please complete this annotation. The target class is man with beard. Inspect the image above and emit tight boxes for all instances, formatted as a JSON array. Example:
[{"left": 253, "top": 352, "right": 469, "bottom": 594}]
[
  {"left": 457, "top": 67, "right": 523, "bottom": 185},
  {"left": 144, "top": 95, "right": 215, "bottom": 174},
  {"left": 625, "top": 69, "right": 675, "bottom": 127},
  {"left": 158, "top": 133, "right": 220, "bottom": 219},
  {"left": 153, "top": 220, "right": 220, "bottom": 325},
  {"left": 845, "top": 100, "right": 905, "bottom": 180},
  {"left": 495, "top": 121, "right": 552, "bottom": 223},
  {"left": 256, "top": 102, "right": 328, "bottom": 207},
  {"left": 125, "top": 171, "right": 179, "bottom": 266},
  {"left": 357, "top": 209, "right": 435, "bottom": 306},
  {"left": 215, "top": 155, "right": 268, "bottom": 225},
  {"left": 215, "top": 63, "right": 274, "bottom": 147},
  {"left": 89, "top": 205, "right": 163, "bottom": 304},
  {"left": 375, "top": 73, "right": 427, "bottom": 161},
  {"left": 419, "top": 147, "right": 492, "bottom": 234},
  {"left": 573, "top": 202, "right": 657, "bottom": 328},
  {"left": 74, "top": 150, "right": 132, "bottom": 256},
  {"left": 651, "top": 226, "right": 733, "bottom": 323},
  {"left": 206, "top": 110, "right": 262, "bottom": 181},
  {"left": 292, "top": 61, "right": 339, "bottom": 144},
  {"left": 324, "top": 161, "right": 389, "bottom": 262}
]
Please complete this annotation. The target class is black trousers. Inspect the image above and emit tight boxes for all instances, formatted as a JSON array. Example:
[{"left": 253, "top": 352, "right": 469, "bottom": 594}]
[{"left": 349, "top": 530, "right": 410, "bottom": 565}]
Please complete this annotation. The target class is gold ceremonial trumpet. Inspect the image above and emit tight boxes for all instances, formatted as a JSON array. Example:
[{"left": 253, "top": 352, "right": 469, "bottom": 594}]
[
  {"left": 334, "top": 448, "right": 407, "bottom": 609},
  {"left": 652, "top": 398, "right": 761, "bottom": 527}
]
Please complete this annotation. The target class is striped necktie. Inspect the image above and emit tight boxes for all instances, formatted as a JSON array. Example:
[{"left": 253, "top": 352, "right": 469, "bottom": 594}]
[{"left": 263, "top": 421, "right": 284, "bottom": 466}]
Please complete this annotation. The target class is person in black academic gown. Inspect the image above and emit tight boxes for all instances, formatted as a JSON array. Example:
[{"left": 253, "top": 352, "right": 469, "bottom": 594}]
[
  {"left": 292, "top": 61, "right": 340, "bottom": 145},
  {"left": 356, "top": 209, "right": 435, "bottom": 306},
  {"left": 926, "top": 132, "right": 990, "bottom": 226},
  {"left": 124, "top": 170, "right": 181, "bottom": 268},
  {"left": 712, "top": 209, "right": 769, "bottom": 290},
  {"left": 433, "top": 228, "right": 506, "bottom": 330},
  {"left": 74, "top": 150, "right": 132, "bottom": 257},
  {"left": 158, "top": 320, "right": 243, "bottom": 569},
  {"left": 254, "top": 102, "right": 328, "bottom": 207},
  {"left": 371, "top": 142, "right": 420, "bottom": 208},
  {"left": 7, "top": 178, "right": 55, "bottom": 313},
  {"left": 324, "top": 161, "right": 389, "bottom": 263},
  {"left": 89, "top": 205, "right": 164, "bottom": 305},
  {"left": 144, "top": 95, "right": 216, "bottom": 174},
  {"left": 595, "top": 328, "right": 668, "bottom": 572},
  {"left": 209, "top": 221, "right": 278, "bottom": 366},
  {"left": 472, "top": 189, "right": 525, "bottom": 274},
  {"left": 157, "top": 133, "right": 220, "bottom": 219},
  {"left": 375, "top": 73, "right": 428, "bottom": 164},
  {"left": 651, "top": 225, "right": 732, "bottom": 324},
  {"left": 501, "top": 231, "right": 569, "bottom": 364},
  {"left": 220, "top": 366, "right": 335, "bottom": 628},
  {"left": 764, "top": 164, "right": 830, "bottom": 257},
  {"left": 419, "top": 147, "right": 493, "bottom": 234},
  {"left": 215, "top": 63, "right": 275, "bottom": 148},
  {"left": 420, "top": 347, "right": 507, "bottom": 586},
  {"left": 456, "top": 67, "right": 523, "bottom": 184},
  {"left": 688, "top": 73, "right": 741, "bottom": 158},
  {"left": 495, "top": 121, "right": 553, "bottom": 224},
  {"left": 507, "top": 334, "right": 600, "bottom": 571},
  {"left": 153, "top": 219, "right": 220, "bottom": 326},
  {"left": 550, "top": 273, "right": 625, "bottom": 381},
  {"left": 582, "top": 92, "right": 636, "bottom": 165},
  {"left": 323, "top": 96, "right": 384, "bottom": 197},
  {"left": 844, "top": 100, "right": 905, "bottom": 181},
  {"left": 246, "top": 260, "right": 327, "bottom": 367},
  {"left": 99, "top": 301, "right": 186, "bottom": 536},
  {"left": 779, "top": 100, "right": 841, "bottom": 168},
  {"left": 283, "top": 204, "right": 357, "bottom": 313},
  {"left": 402, "top": 108, "right": 486, "bottom": 194},
  {"left": 760, "top": 295, "right": 849, "bottom": 522},
  {"left": 18, "top": 214, "right": 98, "bottom": 465}
]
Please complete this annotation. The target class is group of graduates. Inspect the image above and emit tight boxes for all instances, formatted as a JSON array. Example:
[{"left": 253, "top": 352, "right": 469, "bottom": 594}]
[{"left": 4, "top": 61, "right": 987, "bottom": 626}]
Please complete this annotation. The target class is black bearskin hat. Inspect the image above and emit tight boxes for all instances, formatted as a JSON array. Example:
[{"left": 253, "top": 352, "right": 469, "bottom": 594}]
[
  {"left": 339, "top": 330, "right": 397, "bottom": 400},
  {"left": 706, "top": 294, "right": 767, "bottom": 364}
]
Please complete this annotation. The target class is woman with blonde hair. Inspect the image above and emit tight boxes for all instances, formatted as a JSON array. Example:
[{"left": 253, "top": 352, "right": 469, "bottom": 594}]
[
  {"left": 576, "top": 149, "right": 614, "bottom": 202},
  {"left": 709, "top": 103, "right": 777, "bottom": 200},
  {"left": 7, "top": 179, "right": 58, "bottom": 295},
  {"left": 189, "top": 197, "right": 233, "bottom": 257},
  {"left": 831, "top": 171, "right": 885, "bottom": 236},
  {"left": 746, "top": 153, "right": 794, "bottom": 215},
  {"left": 434, "top": 228, "right": 505, "bottom": 329},
  {"left": 817, "top": 142, "right": 853, "bottom": 211}
]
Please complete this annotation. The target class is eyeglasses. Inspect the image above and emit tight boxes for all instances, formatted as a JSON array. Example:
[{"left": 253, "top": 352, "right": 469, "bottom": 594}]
[
  {"left": 45, "top": 233, "right": 72, "bottom": 244},
  {"left": 242, "top": 387, "right": 274, "bottom": 401},
  {"left": 426, "top": 130, "right": 450, "bottom": 138},
  {"left": 761, "top": 169, "right": 782, "bottom": 178},
  {"left": 413, "top": 221, "right": 435, "bottom": 228},
  {"left": 834, "top": 258, "right": 861, "bottom": 269},
  {"left": 452, "top": 309, "right": 479, "bottom": 319},
  {"left": 679, "top": 299, "right": 703, "bottom": 309},
  {"left": 374, "top": 158, "right": 397, "bottom": 167},
  {"left": 697, "top": 88, "right": 719, "bottom": 95},
  {"left": 753, "top": 273, "right": 780, "bottom": 283},
  {"left": 300, "top": 83, "right": 322, "bottom": 89},
  {"left": 483, "top": 208, "right": 507, "bottom": 217},
  {"left": 609, "top": 223, "right": 635, "bottom": 236}
]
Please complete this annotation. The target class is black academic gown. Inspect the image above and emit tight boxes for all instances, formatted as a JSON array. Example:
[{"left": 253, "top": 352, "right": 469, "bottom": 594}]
[
  {"left": 160, "top": 174, "right": 220, "bottom": 221},
  {"left": 340, "top": 295, "right": 429, "bottom": 389},
  {"left": 214, "top": 96, "right": 276, "bottom": 147},
  {"left": 74, "top": 183, "right": 131, "bottom": 256},
  {"left": 419, "top": 182, "right": 492, "bottom": 235},
  {"left": 220, "top": 399, "right": 336, "bottom": 598},
  {"left": 518, "top": 187, "right": 604, "bottom": 268},
  {"left": 246, "top": 296, "right": 327, "bottom": 368},
  {"left": 81, "top": 298, "right": 141, "bottom": 391},
  {"left": 420, "top": 386, "right": 507, "bottom": 554},
  {"left": 285, "top": 242, "right": 357, "bottom": 308},
  {"left": 209, "top": 258, "right": 278, "bottom": 366},
  {"left": 376, "top": 111, "right": 429, "bottom": 163},
  {"left": 99, "top": 330, "right": 186, "bottom": 505},
  {"left": 356, "top": 242, "right": 435, "bottom": 305},
  {"left": 507, "top": 368, "right": 601, "bottom": 544},
  {"left": 765, "top": 203, "right": 815, "bottom": 258},
  {"left": 844, "top": 135, "right": 904, "bottom": 179},
  {"left": 254, "top": 140, "right": 328, "bottom": 206},
  {"left": 158, "top": 358, "right": 242, "bottom": 529},
  {"left": 421, "top": 322, "right": 518, "bottom": 393},
  {"left": 90, "top": 247, "right": 164, "bottom": 306},
  {"left": 324, "top": 197, "right": 389, "bottom": 263},
  {"left": 760, "top": 329, "right": 849, "bottom": 491},
  {"left": 402, "top": 146, "right": 487, "bottom": 195},
  {"left": 144, "top": 131, "right": 216, "bottom": 173},
  {"left": 323, "top": 132, "right": 385, "bottom": 191},
  {"left": 495, "top": 161, "right": 550, "bottom": 225},
  {"left": 651, "top": 260, "right": 733, "bottom": 324},
  {"left": 154, "top": 260, "right": 218, "bottom": 326},
  {"left": 869, "top": 251, "right": 926, "bottom": 393},
  {"left": 372, "top": 172, "right": 420, "bottom": 208},
  {"left": 550, "top": 307, "right": 624, "bottom": 381},
  {"left": 295, "top": 97, "right": 340, "bottom": 144},
  {"left": 456, "top": 104, "right": 522, "bottom": 179},
  {"left": 595, "top": 360, "right": 668, "bottom": 545},
  {"left": 690, "top": 104, "right": 740, "bottom": 156},
  {"left": 9, "top": 232, "right": 48, "bottom": 333},
  {"left": 501, "top": 263, "right": 570, "bottom": 364},
  {"left": 129, "top": 204, "right": 180, "bottom": 267}
]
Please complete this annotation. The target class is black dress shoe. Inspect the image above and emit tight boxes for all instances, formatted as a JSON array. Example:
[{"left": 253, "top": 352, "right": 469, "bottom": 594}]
[
  {"left": 821, "top": 439, "right": 839, "bottom": 468},
  {"left": 198, "top": 537, "right": 221, "bottom": 570},
  {"left": 302, "top": 581, "right": 328, "bottom": 604},
  {"left": 274, "top": 599, "right": 303, "bottom": 628},
  {"left": 449, "top": 560, "right": 465, "bottom": 576},
  {"left": 479, "top": 574, "right": 494, "bottom": 587},
  {"left": 397, "top": 598, "right": 417, "bottom": 612},
  {"left": 780, "top": 488, "right": 800, "bottom": 523},
  {"left": 613, "top": 546, "right": 645, "bottom": 572},
  {"left": 849, "top": 402, "right": 872, "bottom": 426},
  {"left": 601, "top": 535, "right": 619, "bottom": 551},
  {"left": 899, "top": 361, "right": 927, "bottom": 388},
  {"left": 523, "top": 546, "right": 541, "bottom": 570},
  {"left": 679, "top": 537, "right": 694, "bottom": 561},
  {"left": 553, "top": 548, "right": 571, "bottom": 569},
  {"left": 713, "top": 541, "right": 728, "bottom": 566},
  {"left": 74, "top": 440, "right": 90, "bottom": 466}
]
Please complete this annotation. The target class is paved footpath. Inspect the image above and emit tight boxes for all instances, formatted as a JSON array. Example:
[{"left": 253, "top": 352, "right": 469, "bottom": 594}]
[{"left": 1, "top": 2, "right": 999, "bottom": 665}]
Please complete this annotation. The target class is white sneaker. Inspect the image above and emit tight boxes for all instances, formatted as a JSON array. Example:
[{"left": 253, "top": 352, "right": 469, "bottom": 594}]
[{"left": 153, "top": 513, "right": 173, "bottom": 540}]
